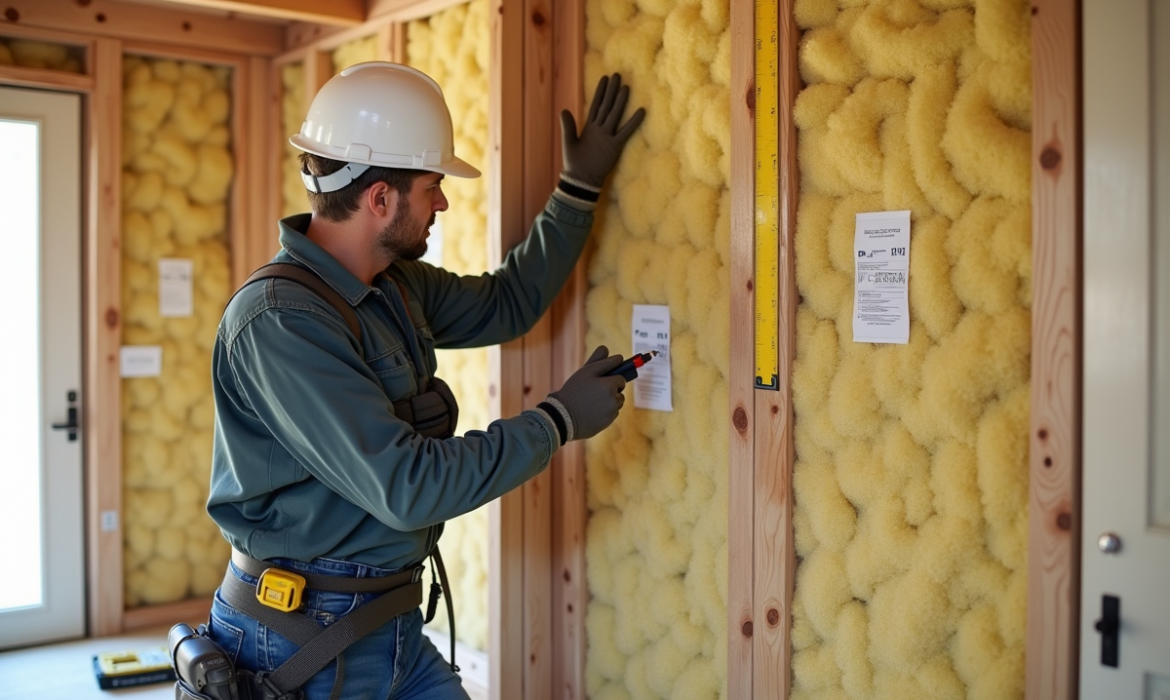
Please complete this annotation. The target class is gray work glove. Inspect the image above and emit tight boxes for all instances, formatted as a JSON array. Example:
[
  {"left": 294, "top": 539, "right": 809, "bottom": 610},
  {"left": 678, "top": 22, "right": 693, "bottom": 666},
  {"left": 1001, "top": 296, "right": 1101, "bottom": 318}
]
[
  {"left": 540, "top": 346, "right": 627, "bottom": 443},
  {"left": 559, "top": 73, "right": 646, "bottom": 189}
]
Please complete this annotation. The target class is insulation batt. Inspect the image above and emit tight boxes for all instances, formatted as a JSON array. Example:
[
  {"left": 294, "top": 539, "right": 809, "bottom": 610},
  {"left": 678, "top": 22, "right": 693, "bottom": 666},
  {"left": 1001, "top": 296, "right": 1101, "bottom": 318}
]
[
  {"left": 0, "top": 38, "right": 83, "bottom": 72},
  {"left": 584, "top": 1, "right": 731, "bottom": 698},
  {"left": 406, "top": 0, "right": 492, "bottom": 653},
  {"left": 121, "top": 56, "right": 233, "bottom": 607},
  {"left": 791, "top": 0, "right": 1033, "bottom": 699}
]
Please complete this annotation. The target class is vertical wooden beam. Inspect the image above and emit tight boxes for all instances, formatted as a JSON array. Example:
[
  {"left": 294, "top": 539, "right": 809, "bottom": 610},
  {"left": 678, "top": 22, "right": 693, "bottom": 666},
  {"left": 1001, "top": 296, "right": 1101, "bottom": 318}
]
[
  {"left": 1026, "top": 0, "right": 1081, "bottom": 698},
  {"left": 488, "top": 1, "right": 526, "bottom": 699},
  {"left": 728, "top": 0, "right": 756, "bottom": 695},
  {"left": 520, "top": 1, "right": 555, "bottom": 699},
  {"left": 231, "top": 58, "right": 250, "bottom": 287},
  {"left": 240, "top": 55, "right": 276, "bottom": 281},
  {"left": 753, "top": 0, "right": 799, "bottom": 695},
  {"left": 375, "top": 21, "right": 398, "bottom": 62},
  {"left": 550, "top": 0, "right": 586, "bottom": 697},
  {"left": 267, "top": 56, "right": 285, "bottom": 246},
  {"left": 85, "top": 37, "right": 124, "bottom": 638},
  {"left": 303, "top": 48, "right": 333, "bottom": 104}
]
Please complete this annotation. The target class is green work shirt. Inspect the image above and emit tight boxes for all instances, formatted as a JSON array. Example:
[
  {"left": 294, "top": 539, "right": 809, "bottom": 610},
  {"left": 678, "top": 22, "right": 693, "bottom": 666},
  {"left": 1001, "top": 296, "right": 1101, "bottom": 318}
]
[{"left": 208, "top": 194, "right": 592, "bottom": 571}]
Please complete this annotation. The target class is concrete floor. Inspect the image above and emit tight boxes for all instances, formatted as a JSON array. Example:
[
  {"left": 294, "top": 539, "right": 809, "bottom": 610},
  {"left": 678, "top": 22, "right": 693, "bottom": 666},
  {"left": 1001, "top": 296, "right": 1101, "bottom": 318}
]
[
  {"left": 0, "top": 627, "right": 175, "bottom": 700},
  {"left": 0, "top": 626, "right": 488, "bottom": 700}
]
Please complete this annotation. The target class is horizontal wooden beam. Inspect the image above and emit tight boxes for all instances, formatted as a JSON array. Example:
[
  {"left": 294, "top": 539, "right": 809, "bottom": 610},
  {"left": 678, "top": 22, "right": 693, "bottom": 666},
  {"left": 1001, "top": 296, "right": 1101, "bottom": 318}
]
[
  {"left": 0, "top": 63, "right": 93, "bottom": 92},
  {"left": 153, "top": 0, "right": 363, "bottom": 26},
  {"left": 0, "top": 0, "right": 284, "bottom": 56},
  {"left": 367, "top": 0, "right": 471, "bottom": 22}
]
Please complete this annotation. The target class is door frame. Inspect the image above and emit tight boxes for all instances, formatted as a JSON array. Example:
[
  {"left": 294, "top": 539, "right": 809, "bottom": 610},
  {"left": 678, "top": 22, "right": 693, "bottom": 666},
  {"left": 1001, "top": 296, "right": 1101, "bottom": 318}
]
[{"left": 0, "top": 84, "right": 85, "bottom": 650}]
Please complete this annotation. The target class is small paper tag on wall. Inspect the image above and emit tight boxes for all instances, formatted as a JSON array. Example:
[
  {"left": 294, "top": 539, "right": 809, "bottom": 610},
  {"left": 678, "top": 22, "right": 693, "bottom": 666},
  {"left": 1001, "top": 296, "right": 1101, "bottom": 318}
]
[
  {"left": 632, "top": 304, "right": 672, "bottom": 411},
  {"left": 853, "top": 211, "right": 911, "bottom": 344},
  {"left": 121, "top": 345, "right": 162, "bottom": 377},
  {"left": 159, "top": 258, "right": 194, "bottom": 317}
]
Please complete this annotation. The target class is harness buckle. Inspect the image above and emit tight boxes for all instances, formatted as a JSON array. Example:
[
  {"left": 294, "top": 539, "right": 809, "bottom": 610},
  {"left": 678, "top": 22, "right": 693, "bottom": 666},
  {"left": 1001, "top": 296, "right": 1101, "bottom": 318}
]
[
  {"left": 411, "top": 566, "right": 423, "bottom": 584},
  {"left": 255, "top": 568, "right": 306, "bottom": 613}
]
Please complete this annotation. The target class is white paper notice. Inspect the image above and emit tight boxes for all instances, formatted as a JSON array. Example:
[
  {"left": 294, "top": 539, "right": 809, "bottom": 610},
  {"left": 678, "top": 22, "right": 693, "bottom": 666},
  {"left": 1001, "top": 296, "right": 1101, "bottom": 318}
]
[
  {"left": 853, "top": 210, "right": 911, "bottom": 344},
  {"left": 159, "top": 258, "right": 194, "bottom": 317},
  {"left": 121, "top": 345, "right": 163, "bottom": 377},
  {"left": 631, "top": 305, "right": 672, "bottom": 411}
]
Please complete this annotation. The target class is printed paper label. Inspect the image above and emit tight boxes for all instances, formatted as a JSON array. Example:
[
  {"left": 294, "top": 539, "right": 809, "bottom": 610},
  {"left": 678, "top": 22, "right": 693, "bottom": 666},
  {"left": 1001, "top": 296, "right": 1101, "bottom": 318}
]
[{"left": 853, "top": 210, "right": 911, "bottom": 344}]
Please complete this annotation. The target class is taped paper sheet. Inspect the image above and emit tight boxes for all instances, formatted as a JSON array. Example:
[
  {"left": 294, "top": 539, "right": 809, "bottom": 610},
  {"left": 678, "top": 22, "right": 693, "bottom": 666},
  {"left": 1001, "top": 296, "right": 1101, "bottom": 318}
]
[
  {"left": 853, "top": 211, "right": 911, "bottom": 344},
  {"left": 121, "top": 345, "right": 162, "bottom": 377},
  {"left": 159, "top": 258, "right": 194, "bottom": 317},
  {"left": 631, "top": 305, "right": 672, "bottom": 411}
]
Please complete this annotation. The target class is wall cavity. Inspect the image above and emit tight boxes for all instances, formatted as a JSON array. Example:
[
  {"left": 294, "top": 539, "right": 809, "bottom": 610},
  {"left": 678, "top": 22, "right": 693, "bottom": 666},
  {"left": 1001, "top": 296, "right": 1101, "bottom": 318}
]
[
  {"left": 583, "top": 1, "right": 733, "bottom": 698},
  {"left": 790, "top": 0, "right": 1032, "bottom": 698},
  {"left": 120, "top": 55, "right": 234, "bottom": 606}
]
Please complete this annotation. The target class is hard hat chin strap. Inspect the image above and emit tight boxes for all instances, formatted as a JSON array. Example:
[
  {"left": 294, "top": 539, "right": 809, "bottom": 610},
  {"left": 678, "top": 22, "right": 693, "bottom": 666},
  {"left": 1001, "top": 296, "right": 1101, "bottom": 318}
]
[{"left": 301, "top": 161, "right": 371, "bottom": 194}]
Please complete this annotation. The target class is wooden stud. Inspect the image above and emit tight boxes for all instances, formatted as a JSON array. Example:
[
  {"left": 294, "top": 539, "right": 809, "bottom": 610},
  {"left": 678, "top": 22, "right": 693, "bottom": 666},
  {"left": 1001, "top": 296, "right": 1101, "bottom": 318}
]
[
  {"left": 1027, "top": 0, "right": 1081, "bottom": 699},
  {"left": 519, "top": 1, "right": 554, "bottom": 697},
  {"left": 146, "top": 0, "right": 364, "bottom": 26},
  {"left": 123, "top": 599, "right": 212, "bottom": 632},
  {"left": 85, "top": 37, "right": 124, "bottom": 638},
  {"left": 728, "top": 0, "right": 755, "bottom": 695},
  {"left": 488, "top": 1, "right": 526, "bottom": 698},
  {"left": 0, "top": 0, "right": 283, "bottom": 56},
  {"left": 367, "top": 0, "right": 472, "bottom": 23},
  {"left": 550, "top": 0, "right": 586, "bottom": 697},
  {"left": 244, "top": 55, "right": 278, "bottom": 280},
  {"left": 753, "top": 0, "right": 799, "bottom": 695},
  {"left": 0, "top": 64, "right": 93, "bottom": 92}
]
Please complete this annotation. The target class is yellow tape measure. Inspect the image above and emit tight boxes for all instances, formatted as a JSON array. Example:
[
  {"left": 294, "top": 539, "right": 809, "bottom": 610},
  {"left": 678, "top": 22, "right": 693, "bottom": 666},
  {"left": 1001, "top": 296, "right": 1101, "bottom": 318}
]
[{"left": 754, "top": 0, "right": 780, "bottom": 391}]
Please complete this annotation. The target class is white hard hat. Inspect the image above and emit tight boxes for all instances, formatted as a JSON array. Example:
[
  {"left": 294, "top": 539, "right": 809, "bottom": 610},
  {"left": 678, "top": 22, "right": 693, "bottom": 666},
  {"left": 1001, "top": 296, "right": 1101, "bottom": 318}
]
[{"left": 290, "top": 61, "right": 480, "bottom": 193}]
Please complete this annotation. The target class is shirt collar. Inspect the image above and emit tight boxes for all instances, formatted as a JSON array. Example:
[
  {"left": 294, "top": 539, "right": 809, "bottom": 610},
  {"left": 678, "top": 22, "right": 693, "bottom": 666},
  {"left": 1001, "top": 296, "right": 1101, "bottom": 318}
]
[{"left": 276, "top": 214, "right": 377, "bottom": 306}]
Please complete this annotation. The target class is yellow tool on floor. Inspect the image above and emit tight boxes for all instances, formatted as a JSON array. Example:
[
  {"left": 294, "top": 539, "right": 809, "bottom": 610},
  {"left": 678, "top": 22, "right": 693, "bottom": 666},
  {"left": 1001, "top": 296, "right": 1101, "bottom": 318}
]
[{"left": 93, "top": 646, "right": 176, "bottom": 690}]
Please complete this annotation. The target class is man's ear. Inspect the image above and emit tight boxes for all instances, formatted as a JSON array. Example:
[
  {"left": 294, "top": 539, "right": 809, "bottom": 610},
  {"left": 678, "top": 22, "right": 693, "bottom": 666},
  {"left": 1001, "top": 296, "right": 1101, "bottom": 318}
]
[{"left": 365, "top": 181, "right": 397, "bottom": 220}]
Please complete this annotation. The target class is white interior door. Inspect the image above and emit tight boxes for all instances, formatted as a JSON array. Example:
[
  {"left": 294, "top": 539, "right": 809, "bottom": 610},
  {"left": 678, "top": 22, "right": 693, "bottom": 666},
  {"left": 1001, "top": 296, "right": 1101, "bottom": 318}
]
[
  {"left": 1082, "top": 0, "right": 1170, "bottom": 696},
  {"left": 0, "top": 86, "right": 84, "bottom": 650}
]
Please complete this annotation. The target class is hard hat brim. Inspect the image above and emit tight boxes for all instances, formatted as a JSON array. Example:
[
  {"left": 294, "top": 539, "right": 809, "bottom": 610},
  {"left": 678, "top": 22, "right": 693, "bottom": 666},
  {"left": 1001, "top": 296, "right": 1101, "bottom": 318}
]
[{"left": 289, "top": 135, "right": 481, "bottom": 180}]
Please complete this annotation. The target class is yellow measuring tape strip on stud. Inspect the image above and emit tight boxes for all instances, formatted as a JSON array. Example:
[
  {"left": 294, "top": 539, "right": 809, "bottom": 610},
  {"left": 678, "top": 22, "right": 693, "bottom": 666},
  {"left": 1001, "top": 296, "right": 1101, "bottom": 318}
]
[
  {"left": 754, "top": 0, "right": 780, "bottom": 391},
  {"left": 256, "top": 567, "right": 306, "bottom": 612}
]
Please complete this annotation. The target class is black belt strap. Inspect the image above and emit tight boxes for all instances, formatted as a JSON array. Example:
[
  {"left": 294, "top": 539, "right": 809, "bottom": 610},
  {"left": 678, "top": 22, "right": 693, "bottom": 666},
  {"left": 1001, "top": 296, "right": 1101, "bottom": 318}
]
[{"left": 219, "top": 559, "right": 423, "bottom": 697}]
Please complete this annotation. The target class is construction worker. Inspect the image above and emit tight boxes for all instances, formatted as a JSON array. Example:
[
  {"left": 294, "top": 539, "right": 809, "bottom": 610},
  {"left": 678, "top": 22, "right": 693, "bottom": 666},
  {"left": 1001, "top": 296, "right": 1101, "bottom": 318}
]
[{"left": 199, "top": 62, "right": 644, "bottom": 700}]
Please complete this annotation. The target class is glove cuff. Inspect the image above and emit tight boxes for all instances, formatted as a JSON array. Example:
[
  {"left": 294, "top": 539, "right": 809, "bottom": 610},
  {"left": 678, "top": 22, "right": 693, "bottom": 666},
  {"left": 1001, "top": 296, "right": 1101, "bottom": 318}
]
[
  {"left": 555, "top": 173, "right": 602, "bottom": 210},
  {"left": 538, "top": 396, "right": 575, "bottom": 444}
]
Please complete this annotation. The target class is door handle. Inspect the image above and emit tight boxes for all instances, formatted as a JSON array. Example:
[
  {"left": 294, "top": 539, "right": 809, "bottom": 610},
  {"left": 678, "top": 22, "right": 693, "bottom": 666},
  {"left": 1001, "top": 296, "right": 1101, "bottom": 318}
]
[
  {"left": 50, "top": 390, "right": 79, "bottom": 442},
  {"left": 1093, "top": 594, "right": 1120, "bottom": 668}
]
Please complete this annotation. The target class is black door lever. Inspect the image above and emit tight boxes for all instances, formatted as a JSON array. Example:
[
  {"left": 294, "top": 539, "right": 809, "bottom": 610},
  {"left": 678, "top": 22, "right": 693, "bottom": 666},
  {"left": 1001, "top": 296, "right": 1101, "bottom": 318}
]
[
  {"left": 50, "top": 390, "right": 79, "bottom": 442},
  {"left": 1094, "top": 594, "right": 1120, "bottom": 668}
]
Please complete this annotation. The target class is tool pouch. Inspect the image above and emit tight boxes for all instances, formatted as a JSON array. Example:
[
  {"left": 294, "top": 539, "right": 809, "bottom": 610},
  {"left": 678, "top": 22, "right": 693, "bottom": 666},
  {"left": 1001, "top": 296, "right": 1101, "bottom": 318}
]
[
  {"left": 170, "top": 623, "right": 303, "bottom": 700},
  {"left": 392, "top": 375, "right": 459, "bottom": 439}
]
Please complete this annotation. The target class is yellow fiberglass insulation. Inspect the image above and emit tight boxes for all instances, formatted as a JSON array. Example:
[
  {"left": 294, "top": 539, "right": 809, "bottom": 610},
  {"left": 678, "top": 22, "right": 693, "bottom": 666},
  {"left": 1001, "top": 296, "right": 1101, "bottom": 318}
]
[
  {"left": 583, "top": 1, "right": 732, "bottom": 698},
  {"left": 332, "top": 35, "right": 378, "bottom": 74},
  {"left": 121, "top": 55, "right": 234, "bottom": 607},
  {"left": 407, "top": 0, "right": 492, "bottom": 654},
  {"left": 0, "top": 37, "right": 83, "bottom": 72},
  {"left": 790, "top": 1, "right": 1032, "bottom": 699},
  {"left": 281, "top": 62, "right": 310, "bottom": 218}
]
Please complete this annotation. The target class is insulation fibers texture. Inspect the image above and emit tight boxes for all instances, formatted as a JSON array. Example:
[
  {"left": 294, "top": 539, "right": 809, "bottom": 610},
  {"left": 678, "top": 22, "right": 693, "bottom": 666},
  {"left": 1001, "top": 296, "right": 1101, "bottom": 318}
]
[
  {"left": 584, "top": 1, "right": 732, "bottom": 698},
  {"left": 791, "top": 0, "right": 1032, "bottom": 698},
  {"left": 0, "top": 38, "right": 83, "bottom": 72},
  {"left": 281, "top": 62, "right": 310, "bottom": 218},
  {"left": 407, "top": 0, "right": 491, "bottom": 654},
  {"left": 121, "top": 55, "right": 234, "bottom": 607}
]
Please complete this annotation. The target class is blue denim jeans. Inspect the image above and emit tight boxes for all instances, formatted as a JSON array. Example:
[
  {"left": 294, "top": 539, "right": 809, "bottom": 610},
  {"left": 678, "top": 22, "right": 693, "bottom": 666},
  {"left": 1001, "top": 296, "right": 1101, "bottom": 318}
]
[{"left": 208, "top": 556, "right": 470, "bottom": 700}]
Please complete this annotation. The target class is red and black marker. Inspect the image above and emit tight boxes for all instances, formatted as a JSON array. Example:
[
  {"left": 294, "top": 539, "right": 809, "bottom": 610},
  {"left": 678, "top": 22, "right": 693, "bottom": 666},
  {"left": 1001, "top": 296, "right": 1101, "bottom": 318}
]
[{"left": 607, "top": 351, "right": 657, "bottom": 381}]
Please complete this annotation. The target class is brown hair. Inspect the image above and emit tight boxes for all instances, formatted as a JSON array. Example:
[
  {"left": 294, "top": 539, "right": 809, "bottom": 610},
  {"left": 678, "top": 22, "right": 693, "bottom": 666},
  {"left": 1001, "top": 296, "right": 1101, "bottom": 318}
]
[{"left": 298, "top": 152, "right": 418, "bottom": 222}]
